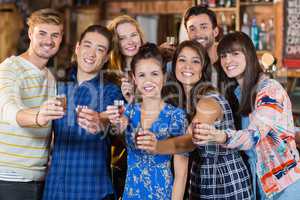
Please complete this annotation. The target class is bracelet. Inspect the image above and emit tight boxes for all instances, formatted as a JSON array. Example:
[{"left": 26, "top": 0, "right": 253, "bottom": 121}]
[{"left": 35, "top": 110, "right": 43, "bottom": 127}]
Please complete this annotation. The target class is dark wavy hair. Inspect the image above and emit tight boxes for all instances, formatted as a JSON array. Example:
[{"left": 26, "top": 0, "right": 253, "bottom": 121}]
[
  {"left": 217, "top": 32, "right": 263, "bottom": 117},
  {"left": 184, "top": 5, "right": 218, "bottom": 29}
]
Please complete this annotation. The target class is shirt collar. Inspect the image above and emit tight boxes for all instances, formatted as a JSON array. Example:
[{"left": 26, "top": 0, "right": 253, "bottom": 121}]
[{"left": 69, "top": 66, "right": 102, "bottom": 87}]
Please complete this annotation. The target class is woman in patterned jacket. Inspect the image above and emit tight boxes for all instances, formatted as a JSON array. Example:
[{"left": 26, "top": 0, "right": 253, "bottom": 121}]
[{"left": 193, "top": 32, "right": 300, "bottom": 200}]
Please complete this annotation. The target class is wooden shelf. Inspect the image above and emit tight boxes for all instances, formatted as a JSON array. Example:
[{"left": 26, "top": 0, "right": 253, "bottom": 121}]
[
  {"left": 210, "top": 7, "right": 237, "bottom": 12},
  {"left": 257, "top": 50, "right": 271, "bottom": 56},
  {"left": 276, "top": 69, "right": 300, "bottom": 78},
  {"left": 240, "top": 2, "right": 274, "bottom": 6}
]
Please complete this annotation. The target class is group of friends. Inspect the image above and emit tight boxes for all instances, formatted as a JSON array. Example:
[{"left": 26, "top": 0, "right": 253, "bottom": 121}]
[{"left": 0, "top": 4, "right": 300, "bottom": 200}]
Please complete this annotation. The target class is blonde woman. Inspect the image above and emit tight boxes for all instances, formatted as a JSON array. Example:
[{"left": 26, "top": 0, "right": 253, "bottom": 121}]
[
  {"left": 107, "top": 15, "right": 145, "bottom": 198},
  {"left": 108, "top": 15, "right": 145, "bottom": 100}
]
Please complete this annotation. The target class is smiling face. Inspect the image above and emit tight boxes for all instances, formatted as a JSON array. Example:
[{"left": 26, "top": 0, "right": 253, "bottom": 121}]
[
  {"left": 175, "top": 47, "right": 203, "bottom": 87},
  {"left": 28, "top": 23, "right": 63, "bottom": 60},
  {"left": 133, "top": 58, "right": 164, "bottom": 99},
  {"left": 186, "top": 14, "right": 218, "bottom": 50},
  {"left": 75, "top": 32, "right": 109, "bottom": 81},
  {"left": 117, "top": 22, "right": 142, "bottom": 58},
  {"left": 220, "top": 50, "right": 246, "bottom": 82}
]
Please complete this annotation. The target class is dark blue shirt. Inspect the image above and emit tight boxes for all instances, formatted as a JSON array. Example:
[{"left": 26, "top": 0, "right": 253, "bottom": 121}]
[{"left": 43, "top": 72, "right": 122, "bottom": 200}]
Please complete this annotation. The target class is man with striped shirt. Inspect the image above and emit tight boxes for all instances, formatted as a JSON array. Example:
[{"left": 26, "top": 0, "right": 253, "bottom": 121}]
[{"left": 0, "top": 8, "right": 64, "bottom": 200}]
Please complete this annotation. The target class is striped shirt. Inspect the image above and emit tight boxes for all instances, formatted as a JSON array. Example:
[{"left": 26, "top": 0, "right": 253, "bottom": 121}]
[{"left": 0, "top": 56, "right": 56, "bottom": 181}]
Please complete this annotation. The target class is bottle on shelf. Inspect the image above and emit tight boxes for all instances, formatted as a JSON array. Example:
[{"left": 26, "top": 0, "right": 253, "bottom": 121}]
[
  {"left": 220, "top": 12, "right": 228, "bottom": 35},
  {"left": 196, "top": 0, "right": 208, "bottom": 6},
  {"left": 266, "top": 18, "right": 275, "bottom": 51},
  {"left": 208, "top": 0, "right": 217, "bottom": 7},
  {"left": 251, "top": 17, "right": 259, "bottom": 49},
  {"left": 259, "top": 20, "right": 267, "bottom": 50},
  {"left": 225, "top": 0, "right": 232, "bottom": 8},
  {"left": 241, "top": 12, "right": 250, "bottom": 36},
  {"left": 229, "top": 14, "right": 236, "bottom": 33},
  {"left": 218, "top": 0, "right": 225, "bottom": 7}
]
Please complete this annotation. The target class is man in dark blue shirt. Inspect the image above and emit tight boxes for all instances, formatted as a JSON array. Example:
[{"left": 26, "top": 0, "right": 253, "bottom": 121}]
[{"left": 43, "top": 25, "right": 123, "bottom": 200}]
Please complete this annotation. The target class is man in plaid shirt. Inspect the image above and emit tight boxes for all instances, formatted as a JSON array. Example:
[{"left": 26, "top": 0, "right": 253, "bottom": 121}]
[{"left": 42, "top": 25, "right": 123, "bottom": 200}]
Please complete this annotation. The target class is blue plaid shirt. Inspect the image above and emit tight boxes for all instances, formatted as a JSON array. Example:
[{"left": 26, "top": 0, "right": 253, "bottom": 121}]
[{"left": 43, "top": 71, "right": 122, "bottom": 200}]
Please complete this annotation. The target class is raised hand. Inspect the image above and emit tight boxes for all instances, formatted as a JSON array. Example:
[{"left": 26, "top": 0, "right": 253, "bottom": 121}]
[
  {"left": 136, "top": 130, "right": 158, "bottom": 153},
  {"left": 106, "top": 105, "right": 128, "bottom": 134},
  {"left": 106, "top": 105, "right": 121, "bottom": 125},
  {"left": 77, "top": 106, "right": 103, "bottom": 134},
  {"left": 192, "top": 123, "right": 227, "bottom": 145},
  {"left": 121, "top": 77, "right": 134, "bottom": 103},
  {"left": 36, "top": 98, "right": 65, "bottom": 126}
]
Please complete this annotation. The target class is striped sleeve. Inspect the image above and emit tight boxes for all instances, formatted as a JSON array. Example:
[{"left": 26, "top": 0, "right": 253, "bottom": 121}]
[{"left": 0, "top": 64, "right": 25, "bottom": 126}]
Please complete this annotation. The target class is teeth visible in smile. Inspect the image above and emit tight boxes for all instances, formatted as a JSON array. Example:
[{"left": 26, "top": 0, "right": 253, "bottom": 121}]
[
  {"left": 42, "top": 46, "right": 52, "bottom": 50},
  {"left": 197, "top": 39, "right": 205, "bottom": 43},
  {"left": 182, "top": 72, "right": 193, "bottom": 77},
  {"left": 227, "top": 65, "right": 236, "bottom": 70},
  {"left": 144, "top": 86, "right": 154, "bottom": 91},
  {"left": 126, "top": 46, "right": 136, "bottom": 51},
  {"left": 84, "top": 58, "right": 94, "bottom": 64}
]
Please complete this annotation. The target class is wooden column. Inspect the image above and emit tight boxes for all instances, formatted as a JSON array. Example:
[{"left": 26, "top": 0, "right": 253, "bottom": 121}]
[{"left": 0, "top": 3, "right": 23, "bottom": 62}]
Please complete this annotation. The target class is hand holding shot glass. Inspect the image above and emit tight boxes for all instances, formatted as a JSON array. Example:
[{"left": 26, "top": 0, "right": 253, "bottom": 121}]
[
  {"left": 166, "top": 36, "right": 176, "bottom": 46},
  {"left": 192, "top": 123, "right": 226, "bottom": 145},
  {"left": 36, "top": 96, "right": 66, "bottom": 126},
  {"left": 56, "top": 94, "right": 67, "bottom": 112},
  {"left": 76, "top": 105, "right": 102, "bottom": 134},
  {"left": 121, "top": 70, "right": 134, "bottom": 103},
  {"left": 106, "top": 100, "right": 127, "bottom": 134},
  {"left": 135, "top": 127, "right": 157, "bottom": 152}
]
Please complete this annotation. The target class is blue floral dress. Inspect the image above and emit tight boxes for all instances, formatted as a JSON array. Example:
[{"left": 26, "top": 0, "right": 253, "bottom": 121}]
[{"left": 123, "top": 103, "right": 187, "bottom": 200}]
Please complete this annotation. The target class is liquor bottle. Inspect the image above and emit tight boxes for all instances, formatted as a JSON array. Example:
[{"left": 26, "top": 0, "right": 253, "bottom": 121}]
[
  {"left": 225, "top": 0, "right": 232, "bottom": 7},
  {"left": 259, "top": 21, "right": 267, "bottom": 50},
  {"left": 197, "top": 0, "right": 208, "bottom": 6},
  {"left": 251, "top": 18, "right": 259, "bottom": 49},
  {"left": 241, "top": 12, "right": 250, "bottom": 36},
  {"left": 208, "top": 0, "right": 217, "bottom": 7},
  {"left": 220, "top": 12, "right": 228, "bottom": 35},
  {"left": 218, "top": 0, "right": 225, "bottom": 7},
  {"left": 266, "top": 18, "right": 275, "bottom": 51},
  {"left": 229, "top": 14, "right": 236, "bottom": 33}
]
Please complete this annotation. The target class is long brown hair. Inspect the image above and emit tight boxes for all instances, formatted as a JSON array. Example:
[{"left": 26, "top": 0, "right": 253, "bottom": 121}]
[
  {"left": 107, "top": 15, "right": 145, "bottom": 76},
  {"left": 217, "top": 32, "right": 263, "bottom": 116},
  {"left": 168, "top": 40, "right": 215, "bottom": 121}
]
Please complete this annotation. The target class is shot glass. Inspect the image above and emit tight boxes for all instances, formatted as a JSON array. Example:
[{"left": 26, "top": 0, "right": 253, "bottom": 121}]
[
  {"left": 56, "top": 94, "right": 67, "bottom": 112},
  {"left": 134, "top": 126, "right": 145, "bottom": 146},
  {"left": 114, "top": 100, "right": 125, "bottom": 116},
  {"left": 166, "top": 36, "right": 176, "bottom": 45},
  {"left": 122, "top": 69, "right": 133, "bottom": 98}
]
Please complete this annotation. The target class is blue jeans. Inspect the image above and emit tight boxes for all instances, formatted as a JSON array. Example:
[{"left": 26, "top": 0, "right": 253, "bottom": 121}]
[{"left": 0, "top": 180, "right": 44, "bottom": 200}]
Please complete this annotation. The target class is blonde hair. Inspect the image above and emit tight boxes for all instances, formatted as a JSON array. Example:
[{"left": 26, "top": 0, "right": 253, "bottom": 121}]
[
  {"left": 107, "top": 15, "right": 145, "bottom": 76},
  {"left": 27, "top": 8, "right": 64, "bottom": 32}
]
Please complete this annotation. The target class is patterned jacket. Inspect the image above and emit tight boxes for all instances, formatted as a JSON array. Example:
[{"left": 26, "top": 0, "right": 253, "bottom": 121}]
[{"left": 225, "top": 77, "right": 300, "bottom": 198}]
